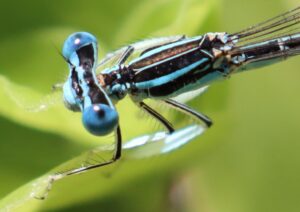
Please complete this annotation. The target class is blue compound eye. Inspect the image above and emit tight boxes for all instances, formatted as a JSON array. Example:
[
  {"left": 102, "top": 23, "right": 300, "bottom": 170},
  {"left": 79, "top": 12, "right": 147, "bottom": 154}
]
[
  {"left": 82, "top": 104, "right": 119, "bottom": 136},
  {"left": 62, "top": 32, "right": 98, "bottom": 64}
]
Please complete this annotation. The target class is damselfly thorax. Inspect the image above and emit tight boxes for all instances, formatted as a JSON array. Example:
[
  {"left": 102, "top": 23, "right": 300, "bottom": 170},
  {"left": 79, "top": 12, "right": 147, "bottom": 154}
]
[{"left": 97, "top": 33, "right": 235, "bottom": 103}]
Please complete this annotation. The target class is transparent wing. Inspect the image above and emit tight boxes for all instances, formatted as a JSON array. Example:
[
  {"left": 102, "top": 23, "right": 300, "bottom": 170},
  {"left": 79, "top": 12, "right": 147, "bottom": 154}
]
[
  {"left": 123, "top": 124, "right": 205, "bottom": 158},
  {"left": 230, "top": 6, "right": 300, "bottom": 47},
  {"left": 32, "top": 124, "right": 205, "bottom": 199},
  {"left": 96, "top": 35, "right": 185, "bottom": 73},
  {"left": 171, "top": 86, "right": 209, "bottom": 103},
  {"left": 58, "top": 124, "right": 204, "bottom": 173}
]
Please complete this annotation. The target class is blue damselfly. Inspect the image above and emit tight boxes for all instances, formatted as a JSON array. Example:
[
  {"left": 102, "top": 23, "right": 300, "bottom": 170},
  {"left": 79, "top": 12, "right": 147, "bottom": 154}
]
[{"left": 55, "top": 6, "right": 300, "bottom": 182}]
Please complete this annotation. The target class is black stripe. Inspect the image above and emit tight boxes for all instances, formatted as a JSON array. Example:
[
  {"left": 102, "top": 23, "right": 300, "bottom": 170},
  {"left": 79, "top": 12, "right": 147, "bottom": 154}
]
[
  {"left": 71, "top": 68, "right": 83, "bottom": 98},
  {"left": 139, "top": 102, "right": 174, "bottom": 133},
  {"left": 133, "top": 48, "right": 211, "bottom": 83},
  {"left": 84, "top": 71, "right": 110, "bottom": 105},
  {"left": 131, "top": 37, "right": 204, "bottom": 69},
  {"left": 144, "top": 64, "right": 214, "bottom": 97}
]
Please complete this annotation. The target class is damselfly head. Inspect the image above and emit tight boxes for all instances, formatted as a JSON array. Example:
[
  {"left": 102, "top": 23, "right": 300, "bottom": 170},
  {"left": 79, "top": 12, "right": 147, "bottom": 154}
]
[
  {"left": 62, "top": 32, "right": 98, "bottom": 69},
  {"left": 82, "top": 104, "right": 119, "bottom": 136}
]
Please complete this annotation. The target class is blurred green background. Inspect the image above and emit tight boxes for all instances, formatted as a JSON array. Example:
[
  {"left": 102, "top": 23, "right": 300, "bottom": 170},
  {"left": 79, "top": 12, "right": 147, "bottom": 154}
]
[{"left": 0, "top": 0, "right": 300, "bottom": 211}]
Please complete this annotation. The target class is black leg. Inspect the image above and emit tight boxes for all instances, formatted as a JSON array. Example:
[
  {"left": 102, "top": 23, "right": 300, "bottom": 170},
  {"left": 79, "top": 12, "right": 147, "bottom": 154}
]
[
  {"left": 139, "top": 101, "right": 175, "bottom": 133},
  {"left": 164, "top": 99, "right": 213, "bottom": 128},
  {"left": 116, "top": 46, "right": 134, "bottom": 66},
  {"left": 64, "top": 125, "right": 122, "bottom": 177},
  {"left": 113, "top": 126, "right": 122, "bottom": 159},
  {"left": 33, "top": 126, "right": 122, "bottom": 200}
]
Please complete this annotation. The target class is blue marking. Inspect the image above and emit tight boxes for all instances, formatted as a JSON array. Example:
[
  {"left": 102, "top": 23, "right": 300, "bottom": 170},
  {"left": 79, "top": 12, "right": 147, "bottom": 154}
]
[
  {"left": 69, "top": 53, "right": 80, "bottom": 67},
  {"left": 129, "top": 36, "right": 202, "bottom": 65},
  {"left": 164, "top": 64, "right": 212, "bottom": 98},
  {"left": 135, "top": 47, "right": 202, "bottom": 73},
  {"left": 135, "top": 58, "right": 208, "bottom": 89}
]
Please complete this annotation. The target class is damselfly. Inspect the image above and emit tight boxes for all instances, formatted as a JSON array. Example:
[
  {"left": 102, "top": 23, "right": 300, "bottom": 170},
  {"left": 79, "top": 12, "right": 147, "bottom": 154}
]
[{"left": 58, "top": 6, "right": 300, "bottom": 178}]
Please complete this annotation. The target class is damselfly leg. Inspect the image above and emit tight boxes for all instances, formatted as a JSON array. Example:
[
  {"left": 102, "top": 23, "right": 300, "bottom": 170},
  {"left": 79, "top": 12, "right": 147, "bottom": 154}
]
[
  {"left": 60, "top": 126, "right": 122, "bottom": 177},
  {"left": 138, "top": 101, "right": 175, "bottom": 133},
  {"left": 138, "top": 99, "right": 212, "bottom": 133},
  {"left": 164, "top": 99, "right": 213, "bottom": 128},
  {"left": 34, "top": 128, "right": 122, "bottom": 200}
]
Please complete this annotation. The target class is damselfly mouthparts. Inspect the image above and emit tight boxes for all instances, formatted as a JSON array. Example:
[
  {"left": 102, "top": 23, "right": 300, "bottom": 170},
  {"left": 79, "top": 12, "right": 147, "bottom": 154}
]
[{"left": 60, "top": 6, "right": 300, "bottom": 177}]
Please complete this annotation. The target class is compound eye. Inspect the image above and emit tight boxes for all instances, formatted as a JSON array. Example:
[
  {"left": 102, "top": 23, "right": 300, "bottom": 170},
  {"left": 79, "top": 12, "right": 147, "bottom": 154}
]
[
  {"left": 82, "top": 104, "right": 119, "bottom": 136},
  {"left": 62, "top": 32, "right": 98, "bottom": 63}
]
